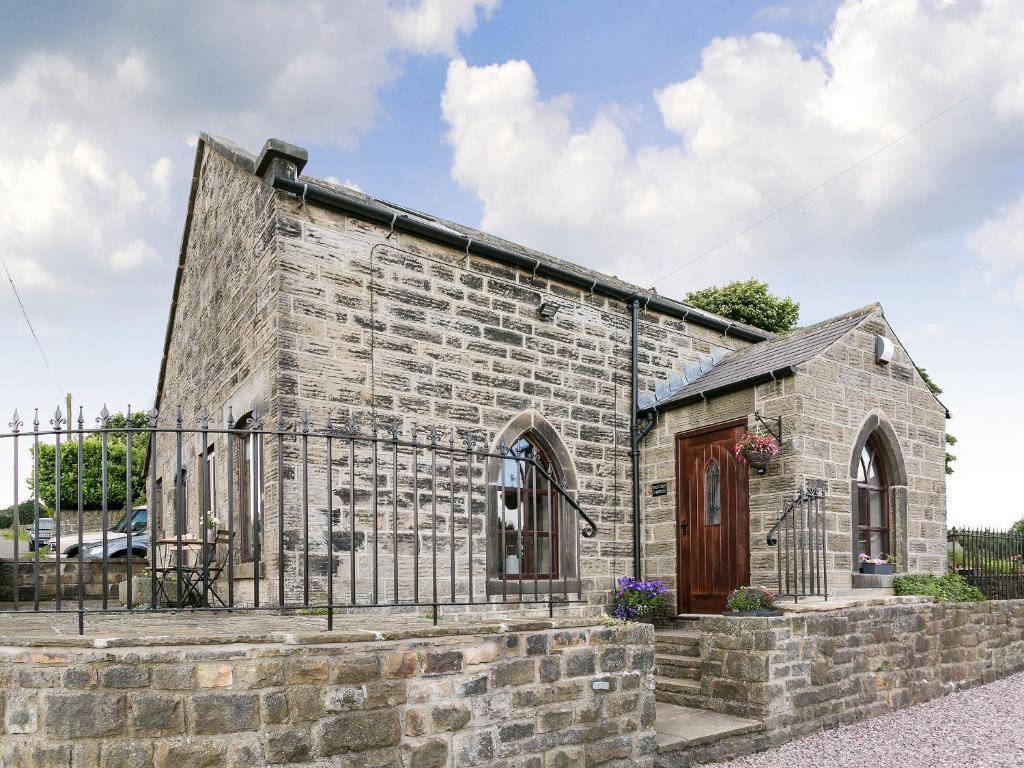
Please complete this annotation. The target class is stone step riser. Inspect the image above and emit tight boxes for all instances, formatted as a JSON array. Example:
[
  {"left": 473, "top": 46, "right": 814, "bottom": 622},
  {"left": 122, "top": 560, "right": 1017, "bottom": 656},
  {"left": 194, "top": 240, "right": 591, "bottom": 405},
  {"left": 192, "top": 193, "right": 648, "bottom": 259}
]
[
  {"left": 654, "top": 689, "right": 706, "bottom": 709},
  {"left": 654, "top": 642, "right": 701, "bottom": 657},
  {"left": 655, "top": 664, "right": 702, "bottom": 681}
]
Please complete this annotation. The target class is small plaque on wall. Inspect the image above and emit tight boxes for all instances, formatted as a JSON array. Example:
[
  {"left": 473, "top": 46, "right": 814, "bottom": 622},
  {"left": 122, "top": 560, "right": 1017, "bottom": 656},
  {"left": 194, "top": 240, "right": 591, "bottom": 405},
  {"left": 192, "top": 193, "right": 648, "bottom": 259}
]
[{"left": 651, "top": 482, "right": 668, "bottom": 497}]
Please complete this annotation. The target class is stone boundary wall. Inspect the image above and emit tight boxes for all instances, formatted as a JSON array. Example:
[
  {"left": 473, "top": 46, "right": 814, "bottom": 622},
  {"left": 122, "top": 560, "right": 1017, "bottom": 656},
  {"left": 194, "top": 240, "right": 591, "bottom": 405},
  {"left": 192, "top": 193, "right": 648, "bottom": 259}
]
[
  {"left": 0, "top": 559, "right": 138, "bottom": 601},
  {"left": 0, "top": 621, "right": 656, "bottom": 767},
  {"left": 699, "top": 599, "right": 1024, "bottom": 745}
]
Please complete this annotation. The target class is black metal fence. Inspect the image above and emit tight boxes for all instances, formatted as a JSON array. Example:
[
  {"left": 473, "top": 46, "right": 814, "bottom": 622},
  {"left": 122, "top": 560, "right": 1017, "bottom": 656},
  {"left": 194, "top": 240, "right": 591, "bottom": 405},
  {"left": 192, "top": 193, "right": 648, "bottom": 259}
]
[
  {"left": 0, "top": 406, "right": 597, "bottom": 633},
  {"left": 767, "top": 487, "right": 828, "bottom": 601},
  {"left": 948, "top": 527, "right": 1024, "bottom": 600}
]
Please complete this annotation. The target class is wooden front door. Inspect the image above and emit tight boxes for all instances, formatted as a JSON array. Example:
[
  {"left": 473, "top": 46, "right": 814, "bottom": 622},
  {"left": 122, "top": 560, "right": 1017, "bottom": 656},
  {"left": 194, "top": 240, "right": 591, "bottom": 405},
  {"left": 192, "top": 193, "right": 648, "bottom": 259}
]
[{"left": 676, "top": 421, "right": 750, "bottom": 614}]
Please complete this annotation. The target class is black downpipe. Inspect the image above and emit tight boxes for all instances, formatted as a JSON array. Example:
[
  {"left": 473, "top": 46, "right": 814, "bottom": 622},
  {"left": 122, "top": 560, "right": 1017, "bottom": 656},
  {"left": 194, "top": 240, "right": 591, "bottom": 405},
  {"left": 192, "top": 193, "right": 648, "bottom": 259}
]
[{"left": 630, "top": 300, "right": 642, "bottom": 580}]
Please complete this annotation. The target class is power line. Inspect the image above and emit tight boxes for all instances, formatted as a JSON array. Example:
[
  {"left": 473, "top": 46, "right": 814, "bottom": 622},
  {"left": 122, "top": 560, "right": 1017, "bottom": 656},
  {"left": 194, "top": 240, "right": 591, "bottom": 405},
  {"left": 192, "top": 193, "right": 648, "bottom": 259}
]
[
  {"left": 0, "top": 252, "right": 63, "bottom": 396},
  {"left": 649, "top": 79, "right": 997, "bottom": 289}
]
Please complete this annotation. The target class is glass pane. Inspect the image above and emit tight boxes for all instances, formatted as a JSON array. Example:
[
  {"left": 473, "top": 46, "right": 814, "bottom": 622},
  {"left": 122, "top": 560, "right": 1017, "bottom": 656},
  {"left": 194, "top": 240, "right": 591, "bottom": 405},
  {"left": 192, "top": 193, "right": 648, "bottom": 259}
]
[
  {"left": 858, "top": 447, "right": 870, "bottom": 481},
  {"left": 868, "top": 531, "right": 885, "bottom": 558},
  {"left": 868, "top": 490, "right": 885, "bottom": 528},
  {"left": 705, "top": 462, "right": 721, "bottom": 525}
]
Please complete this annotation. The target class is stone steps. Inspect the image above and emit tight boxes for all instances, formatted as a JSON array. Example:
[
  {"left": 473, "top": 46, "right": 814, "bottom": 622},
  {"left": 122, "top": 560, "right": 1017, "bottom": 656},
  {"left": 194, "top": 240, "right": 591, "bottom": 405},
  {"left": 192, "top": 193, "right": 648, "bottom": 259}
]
[
  {"left": 654, "top": 702, "right": 765, "bottom": 768},
  {"left": 654, "top": 675, "right": 704, "bottom": 707},
  {"left": 655, "top": 653, "right": 703, "bottom": 681}
]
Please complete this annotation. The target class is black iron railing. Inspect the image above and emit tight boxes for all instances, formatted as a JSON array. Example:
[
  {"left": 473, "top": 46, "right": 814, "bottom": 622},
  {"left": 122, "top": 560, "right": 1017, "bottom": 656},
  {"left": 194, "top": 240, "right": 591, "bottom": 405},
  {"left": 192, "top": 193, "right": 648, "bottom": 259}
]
[
  {"left": 766, "top": 487, "right": 828, "bottom": 601},
  {"left": 0, "top": 406, "right": 597, "bottom": 633},
  {"left": 948, "top": 527, "right": 1024, "bottom": 599}
]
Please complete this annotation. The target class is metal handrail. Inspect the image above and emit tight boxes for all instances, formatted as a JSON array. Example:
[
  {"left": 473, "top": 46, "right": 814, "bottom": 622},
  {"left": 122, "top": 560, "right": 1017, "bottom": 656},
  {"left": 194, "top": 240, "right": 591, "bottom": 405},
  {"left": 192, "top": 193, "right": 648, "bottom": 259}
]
[{"left": 766, "top": 486, "right": 828, "bottom": 602}]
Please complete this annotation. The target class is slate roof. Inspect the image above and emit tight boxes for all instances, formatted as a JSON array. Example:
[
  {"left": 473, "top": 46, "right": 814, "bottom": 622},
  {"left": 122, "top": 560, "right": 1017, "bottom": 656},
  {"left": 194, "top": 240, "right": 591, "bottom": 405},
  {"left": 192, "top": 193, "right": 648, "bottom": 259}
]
[{"left": 644, "top": 305, "right": 879, "bottom": 411}]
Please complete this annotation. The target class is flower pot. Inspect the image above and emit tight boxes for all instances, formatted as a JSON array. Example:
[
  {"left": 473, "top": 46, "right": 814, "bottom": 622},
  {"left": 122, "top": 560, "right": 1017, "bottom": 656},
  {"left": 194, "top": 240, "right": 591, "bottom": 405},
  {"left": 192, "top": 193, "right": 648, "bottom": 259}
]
[
  {"left": 859, "top": 562, "right": 894, "bottom": 575},
  {"left": 723, "top": 608, "right": 784, "bottom": 617},
  {"left": 743, "top": 452, "right": 772, "bottom": 475},
  {"left": 632, "top": 613, "right": 656, "bottom": 626}
]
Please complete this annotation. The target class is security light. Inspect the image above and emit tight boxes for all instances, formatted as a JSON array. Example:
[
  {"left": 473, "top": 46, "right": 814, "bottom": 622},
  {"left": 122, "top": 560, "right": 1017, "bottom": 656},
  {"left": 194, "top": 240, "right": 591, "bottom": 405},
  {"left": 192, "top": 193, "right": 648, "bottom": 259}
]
[{"left": 537, "top": 301, "right": 561, "bottom": 320}]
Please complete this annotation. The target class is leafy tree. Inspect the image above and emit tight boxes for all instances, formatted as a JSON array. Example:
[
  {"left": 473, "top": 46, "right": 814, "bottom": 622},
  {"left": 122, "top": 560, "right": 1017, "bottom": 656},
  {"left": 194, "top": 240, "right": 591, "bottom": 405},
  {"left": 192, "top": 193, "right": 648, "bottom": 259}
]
[
  {"left": 1011, "top": 518, "right": 1024, "bottom": 536},
  {"left": 917, "top": 368, "right": 957, "bottom": 475},
  {"left": 28, "top": 411, "right": 149, "bottom": 510},
  {"left": 0, "top": 499, "right": 52, "bottom": 528},
  {"left": 685, "top": 278, "right": 800, "bottom": 334}
]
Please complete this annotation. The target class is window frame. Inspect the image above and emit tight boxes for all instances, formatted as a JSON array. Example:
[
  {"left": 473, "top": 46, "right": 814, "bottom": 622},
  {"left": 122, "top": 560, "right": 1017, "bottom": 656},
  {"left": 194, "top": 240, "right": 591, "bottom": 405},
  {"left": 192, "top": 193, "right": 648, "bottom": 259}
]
[
  {"left": 498, "top": 435, "right": 560, "bottom": 581},
  {"left": 856, "top": 439, "right": 890, "bottom": 558},
  {"left": 235, "top": 416, "right": 263, "bottom": 563}
]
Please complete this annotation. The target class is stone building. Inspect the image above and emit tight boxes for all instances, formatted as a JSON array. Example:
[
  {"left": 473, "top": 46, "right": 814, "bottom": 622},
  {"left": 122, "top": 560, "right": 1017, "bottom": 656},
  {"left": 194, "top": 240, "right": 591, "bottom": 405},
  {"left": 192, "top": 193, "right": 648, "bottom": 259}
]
[{"left": 152, "top": 134, "right": 948, "bottom": 614}]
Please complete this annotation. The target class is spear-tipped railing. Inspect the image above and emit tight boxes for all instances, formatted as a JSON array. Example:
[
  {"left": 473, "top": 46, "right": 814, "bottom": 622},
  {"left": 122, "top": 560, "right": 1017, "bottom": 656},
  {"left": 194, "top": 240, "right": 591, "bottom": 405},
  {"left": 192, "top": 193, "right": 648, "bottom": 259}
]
[{"left": 0, "top": 406, "right": 597, "bottom": 633}]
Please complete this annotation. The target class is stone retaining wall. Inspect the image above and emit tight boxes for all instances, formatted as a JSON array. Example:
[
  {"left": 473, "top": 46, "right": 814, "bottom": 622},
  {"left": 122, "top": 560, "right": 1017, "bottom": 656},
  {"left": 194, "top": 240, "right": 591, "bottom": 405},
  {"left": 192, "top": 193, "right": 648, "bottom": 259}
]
[
  {"left": 0, "top": 559, "right": 139, "bottom": 602},
  {"left": 0, "top": 620, "right": 656, "bottom": 767},
  {"left": 700, "top": 599, "right": 1024, "bottom": 745}
]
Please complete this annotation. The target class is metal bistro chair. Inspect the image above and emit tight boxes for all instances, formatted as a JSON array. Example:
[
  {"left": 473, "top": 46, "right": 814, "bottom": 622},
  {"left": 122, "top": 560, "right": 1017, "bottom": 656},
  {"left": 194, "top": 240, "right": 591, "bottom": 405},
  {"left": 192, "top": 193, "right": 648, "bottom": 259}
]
[{"left": 153, "top": 529, "right": 232, "bottom": 608}]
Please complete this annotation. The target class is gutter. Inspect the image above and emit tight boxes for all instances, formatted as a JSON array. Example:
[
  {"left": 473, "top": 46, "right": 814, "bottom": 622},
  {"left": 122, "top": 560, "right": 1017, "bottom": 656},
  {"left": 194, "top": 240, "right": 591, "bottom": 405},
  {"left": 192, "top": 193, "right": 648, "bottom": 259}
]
[
  {"left": 270, "top": 176, "right": 770, "bottom": 343},
  {"left": 639, "top": 365, "right": 801, "bottom": 415},
  {"left": 630, "top": 300, "right": 641, "bottom": 580}
]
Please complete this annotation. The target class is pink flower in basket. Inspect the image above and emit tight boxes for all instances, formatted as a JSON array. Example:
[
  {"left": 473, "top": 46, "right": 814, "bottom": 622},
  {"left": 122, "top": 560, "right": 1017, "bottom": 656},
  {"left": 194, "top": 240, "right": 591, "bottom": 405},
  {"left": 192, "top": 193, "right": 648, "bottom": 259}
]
[{"left": 734, "top": 431, "right": 780, "bottom": 473}]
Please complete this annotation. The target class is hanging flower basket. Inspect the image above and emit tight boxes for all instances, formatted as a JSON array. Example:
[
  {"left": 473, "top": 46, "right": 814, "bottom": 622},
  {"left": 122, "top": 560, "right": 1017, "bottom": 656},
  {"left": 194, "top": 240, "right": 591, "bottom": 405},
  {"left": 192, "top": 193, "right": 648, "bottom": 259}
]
[{"left": 734, "top": 432, "right": 780, "bottom": 475}]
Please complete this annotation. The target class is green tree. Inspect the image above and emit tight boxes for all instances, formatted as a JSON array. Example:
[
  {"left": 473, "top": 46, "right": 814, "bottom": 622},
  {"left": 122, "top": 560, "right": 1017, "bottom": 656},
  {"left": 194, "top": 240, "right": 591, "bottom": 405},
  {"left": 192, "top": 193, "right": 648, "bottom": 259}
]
[
  {"left": 685, "top": 278, "right": 800, "bottom": 334},
  {"left": 917, "top": 368, "right": 957, "bottom": 475},
  {"left": 1011, "top": 518, "right": 1024, "bottom": 536},
  {"left": 28, "top": 411, "right": 149, "bottom": 510}
]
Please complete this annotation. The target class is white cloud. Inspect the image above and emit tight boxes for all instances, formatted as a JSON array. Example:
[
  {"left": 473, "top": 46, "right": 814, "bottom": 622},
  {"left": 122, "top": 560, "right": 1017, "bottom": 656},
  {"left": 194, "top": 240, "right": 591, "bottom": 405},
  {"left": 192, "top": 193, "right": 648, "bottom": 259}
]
[
  {"left": 107, "top": 239, "right": 159, "bottom": 271},
  {"left": 967, "top": 193, "right": 1024, "bottom": 301},
  {"left": 0, "top": 0, "right": 495, "bottom": 304},
  {"left": 441, "top": 0, "right": 1024, "bottom": 295}
]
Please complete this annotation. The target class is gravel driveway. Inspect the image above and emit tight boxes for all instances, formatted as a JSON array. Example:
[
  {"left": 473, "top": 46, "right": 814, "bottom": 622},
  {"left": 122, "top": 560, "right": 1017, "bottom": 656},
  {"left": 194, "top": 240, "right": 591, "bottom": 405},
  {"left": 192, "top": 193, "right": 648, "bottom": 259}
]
[{"left": 711, "top": 671, "right": 1024, "bottom": 768}]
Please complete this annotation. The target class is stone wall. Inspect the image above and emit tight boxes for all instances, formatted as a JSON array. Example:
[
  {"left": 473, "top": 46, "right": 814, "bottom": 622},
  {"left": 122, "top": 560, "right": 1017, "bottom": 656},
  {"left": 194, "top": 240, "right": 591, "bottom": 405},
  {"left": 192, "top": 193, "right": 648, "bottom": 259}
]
[
  {"left": 154, "top": 134, "right": 757, "bottom": 608},
  {"left": 640, "top": 306, "right": 947, "bottom": 605},
  {"left": 699, "top": 599, "right": 1024, "bottom": 742},
  {"left": 0, "top": 620, "right": 656, "bottom": 768},
  {"left": 0, "top": 559, "right": 136, "bottom": 601},
  {"left": 749, "top": 309, "right": 947, "bottom": 590}
]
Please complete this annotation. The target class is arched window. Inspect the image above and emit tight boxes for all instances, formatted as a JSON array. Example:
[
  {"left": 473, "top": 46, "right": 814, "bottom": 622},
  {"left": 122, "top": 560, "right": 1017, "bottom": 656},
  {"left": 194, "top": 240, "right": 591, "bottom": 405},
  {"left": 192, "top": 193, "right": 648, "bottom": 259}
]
[
  {"left": 496, "top": 435, "right": 560, "bottom": 580},
  {"left": 235, "top": 413, "right": 262, "bottom": 562},
  {"left": 856, "top": 439, "right": 889, "bottom": 558}
]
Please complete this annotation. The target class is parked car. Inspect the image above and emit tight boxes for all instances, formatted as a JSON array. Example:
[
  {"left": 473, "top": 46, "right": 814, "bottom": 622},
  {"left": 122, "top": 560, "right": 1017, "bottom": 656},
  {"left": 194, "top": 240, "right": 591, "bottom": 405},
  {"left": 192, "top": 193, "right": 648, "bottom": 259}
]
[
  {"left": 60, "top": 506, "right": 147, "bottom": 558},
  {"left": 80, "top": 535, "right": 148, "bottom": 561},
  {"left": 27, "top": 517, "right": 53, "bottom": 551}
]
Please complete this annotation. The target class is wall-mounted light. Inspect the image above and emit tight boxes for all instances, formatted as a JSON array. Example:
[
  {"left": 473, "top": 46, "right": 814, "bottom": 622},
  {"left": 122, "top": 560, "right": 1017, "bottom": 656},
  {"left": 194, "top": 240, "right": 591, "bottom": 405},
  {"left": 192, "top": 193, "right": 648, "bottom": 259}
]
[
  {"left": 538, "top": 301, "right": 561, "bottom": 320},
  {"left": 875, "top": 335, "right": 894, "bottom": 364}
]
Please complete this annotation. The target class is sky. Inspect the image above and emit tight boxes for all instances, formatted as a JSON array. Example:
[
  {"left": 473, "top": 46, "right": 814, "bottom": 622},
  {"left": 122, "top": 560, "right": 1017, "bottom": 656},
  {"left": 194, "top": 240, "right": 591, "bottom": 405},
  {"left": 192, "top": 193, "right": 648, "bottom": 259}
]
[{"left": 0, "top": 0, "right": 1022, "bottom": 527}]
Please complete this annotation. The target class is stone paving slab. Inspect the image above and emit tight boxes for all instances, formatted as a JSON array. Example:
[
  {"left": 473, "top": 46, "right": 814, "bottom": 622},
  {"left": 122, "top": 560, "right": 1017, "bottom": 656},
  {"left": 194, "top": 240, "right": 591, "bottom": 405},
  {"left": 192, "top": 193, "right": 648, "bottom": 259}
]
[
  {"left": 655, "top": 702, "right": 763, "bottom": 753},
  {"left": 0, "top": 606, "right": 604, "bottom": 647}
]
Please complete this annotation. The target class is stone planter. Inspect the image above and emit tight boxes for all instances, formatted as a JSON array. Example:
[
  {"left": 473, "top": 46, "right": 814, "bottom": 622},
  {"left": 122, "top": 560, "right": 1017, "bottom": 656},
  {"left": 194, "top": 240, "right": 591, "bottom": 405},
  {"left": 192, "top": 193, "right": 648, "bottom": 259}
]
[
  {"left": 860, "top": 562, "right": 894, "bottom": 575},
  {"left": 722, "top": 608, "right": 784, "bottom": 617}
]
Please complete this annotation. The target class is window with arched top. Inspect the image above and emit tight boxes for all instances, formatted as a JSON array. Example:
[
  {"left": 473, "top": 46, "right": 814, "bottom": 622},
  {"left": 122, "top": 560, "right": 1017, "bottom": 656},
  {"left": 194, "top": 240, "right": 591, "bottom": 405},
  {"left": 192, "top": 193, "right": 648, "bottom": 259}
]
[
  {"left": 705, "top": 461, "right": 721, "bottom": 525},
  {"left": 856, "top": 438, "right": 890, "bottom": 558},
  {"left": 235, "top": 413, "right": 263, "bottom": 562},
  {"left": 496, "top": 435, "right": 560, "bottom": 580}
]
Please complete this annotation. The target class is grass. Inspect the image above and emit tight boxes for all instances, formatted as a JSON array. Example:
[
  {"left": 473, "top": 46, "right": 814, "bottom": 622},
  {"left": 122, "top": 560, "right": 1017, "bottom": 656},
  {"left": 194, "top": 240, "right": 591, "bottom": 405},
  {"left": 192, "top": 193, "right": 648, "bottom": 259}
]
[{"left": 1, "top": 528, "right": 29, "bottom": 543}]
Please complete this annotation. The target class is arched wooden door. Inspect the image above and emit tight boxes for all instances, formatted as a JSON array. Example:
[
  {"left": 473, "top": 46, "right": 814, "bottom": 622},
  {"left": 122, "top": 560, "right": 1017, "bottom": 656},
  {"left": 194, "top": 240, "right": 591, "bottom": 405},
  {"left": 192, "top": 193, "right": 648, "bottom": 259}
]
[{"left": 676, "top": 420, "right": 750, "bottom": 614}]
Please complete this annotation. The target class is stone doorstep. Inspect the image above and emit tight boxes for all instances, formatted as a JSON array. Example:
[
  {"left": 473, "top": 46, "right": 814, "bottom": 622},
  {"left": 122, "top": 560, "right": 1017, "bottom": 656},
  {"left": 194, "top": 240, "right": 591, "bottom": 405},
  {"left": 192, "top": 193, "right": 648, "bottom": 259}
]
[{"left": 654, "top": 702, "right": 763, "bottom": 755}]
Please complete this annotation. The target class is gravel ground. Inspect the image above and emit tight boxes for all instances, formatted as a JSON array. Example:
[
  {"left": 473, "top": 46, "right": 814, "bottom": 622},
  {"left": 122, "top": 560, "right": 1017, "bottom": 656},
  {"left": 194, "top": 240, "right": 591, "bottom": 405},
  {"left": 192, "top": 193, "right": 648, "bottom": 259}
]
[{"left": 711, "top": 671, "right": 1024, "bottom": 768}]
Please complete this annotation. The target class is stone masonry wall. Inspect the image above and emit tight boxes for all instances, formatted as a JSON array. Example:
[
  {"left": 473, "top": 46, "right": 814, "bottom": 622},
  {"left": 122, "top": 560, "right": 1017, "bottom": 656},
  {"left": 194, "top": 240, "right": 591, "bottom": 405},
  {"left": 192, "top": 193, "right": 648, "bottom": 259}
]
[
  {"left": 155, "top": 144, "right": 756, "bottom": 608},
  {"left": 641, "top": 307, "right": 947, "bottom": 605},
  {"left": 154, "top": 141, "right": 283, "bottom": 600},
  {"left": 699, "top": 599, "right": 1024, "bottom": 744},
  {"left": 261, "top": 187, "right": 749, "bottom": 606},
  {"left": 0, "top": 620, "right": 656, "bottom": 768},
  {"left": 750, "top": 309, "right": 947, "bottom": 590}
]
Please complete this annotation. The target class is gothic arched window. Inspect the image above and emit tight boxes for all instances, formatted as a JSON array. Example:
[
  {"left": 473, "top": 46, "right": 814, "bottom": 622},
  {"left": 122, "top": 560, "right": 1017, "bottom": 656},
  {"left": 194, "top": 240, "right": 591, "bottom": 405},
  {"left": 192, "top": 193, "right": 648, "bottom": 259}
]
[
  {"left": 856, "top": 438, "right": 890, "bottom": 558},
  {"left": 496, "top": 434, "right": 560, "bottom": 580}
]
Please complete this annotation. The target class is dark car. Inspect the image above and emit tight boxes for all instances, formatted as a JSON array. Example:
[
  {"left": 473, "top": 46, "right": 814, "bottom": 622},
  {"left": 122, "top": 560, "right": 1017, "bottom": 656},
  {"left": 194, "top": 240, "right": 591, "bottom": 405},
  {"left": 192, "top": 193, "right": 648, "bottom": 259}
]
[{"left": 27, "top": 517, "right": 53, "bottom": 551}]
